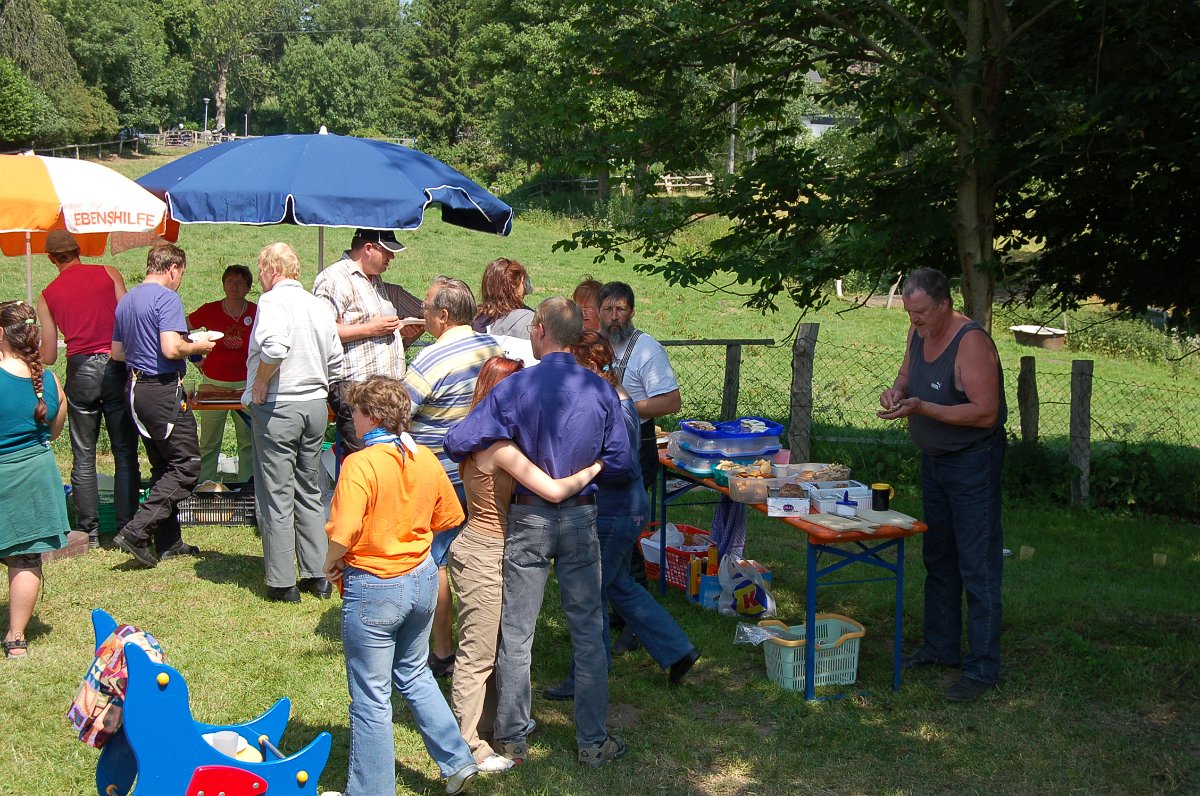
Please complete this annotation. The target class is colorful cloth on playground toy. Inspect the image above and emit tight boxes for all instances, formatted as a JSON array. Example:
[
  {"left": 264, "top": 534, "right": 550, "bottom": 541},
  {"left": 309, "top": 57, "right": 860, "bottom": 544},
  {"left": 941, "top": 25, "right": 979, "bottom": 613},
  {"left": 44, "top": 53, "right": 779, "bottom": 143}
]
[{"left": 67, "top": 624, "right": 165, "bottom": 748}]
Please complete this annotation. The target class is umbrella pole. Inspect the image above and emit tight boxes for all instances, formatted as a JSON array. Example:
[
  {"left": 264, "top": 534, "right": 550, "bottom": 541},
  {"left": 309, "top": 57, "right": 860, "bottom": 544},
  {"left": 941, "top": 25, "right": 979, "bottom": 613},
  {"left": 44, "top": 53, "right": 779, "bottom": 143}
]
[
  {"left": 25, "top": 232, "right": 33, "bottom": 305},
  {"left": 318, "top": 226, "right": 325, "bottom": 272}
]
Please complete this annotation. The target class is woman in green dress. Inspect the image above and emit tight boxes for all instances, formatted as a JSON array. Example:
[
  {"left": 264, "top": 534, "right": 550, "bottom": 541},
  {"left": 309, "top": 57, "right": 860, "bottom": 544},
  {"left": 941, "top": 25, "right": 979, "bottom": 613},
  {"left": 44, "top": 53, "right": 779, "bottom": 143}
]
[{"left": 0, "top": 301, "right": 68, "bottom": 659}]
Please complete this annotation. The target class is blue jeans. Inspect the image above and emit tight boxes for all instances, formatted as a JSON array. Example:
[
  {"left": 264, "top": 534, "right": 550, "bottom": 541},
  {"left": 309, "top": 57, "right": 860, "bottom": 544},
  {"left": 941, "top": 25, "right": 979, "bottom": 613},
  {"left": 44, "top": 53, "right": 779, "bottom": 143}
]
[
  {"left": 494, "top": 504, "right": 608, "bottom": 749},
  {"left": 340, "top": 558, "right": 474, "bottom": 795},
  {"left": 562, "top": 514, "right": 693, "bottom": 688},
  {"left": 918, "top": 430, "right": 1006, "bottom": 683}
]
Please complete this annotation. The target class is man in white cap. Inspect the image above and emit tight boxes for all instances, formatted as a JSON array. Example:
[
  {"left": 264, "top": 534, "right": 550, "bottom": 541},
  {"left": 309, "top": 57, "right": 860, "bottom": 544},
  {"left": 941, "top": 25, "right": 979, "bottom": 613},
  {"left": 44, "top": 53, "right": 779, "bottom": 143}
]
[
  {"left": 36, "top": 230, "right": 141, "bottom": 550},
  {"left": 313, "top": 229, "right": 425, "bottom": 454}
]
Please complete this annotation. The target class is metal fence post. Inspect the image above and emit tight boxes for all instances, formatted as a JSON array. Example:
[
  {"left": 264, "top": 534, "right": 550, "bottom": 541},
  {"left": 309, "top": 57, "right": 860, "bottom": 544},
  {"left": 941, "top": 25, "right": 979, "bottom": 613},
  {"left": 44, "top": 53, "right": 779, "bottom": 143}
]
[
  {"left": 789, "top": 323, "right": 819, "bottom": 461},
  {"left": 720, "top": 344, "right": 742, "bottom": 420},
  {"left": 1069, "top": 359, "right": 1094, "bottom": 505},
  {"left": 1017, "top": 355, "right": 1039, "bottom": 443}
]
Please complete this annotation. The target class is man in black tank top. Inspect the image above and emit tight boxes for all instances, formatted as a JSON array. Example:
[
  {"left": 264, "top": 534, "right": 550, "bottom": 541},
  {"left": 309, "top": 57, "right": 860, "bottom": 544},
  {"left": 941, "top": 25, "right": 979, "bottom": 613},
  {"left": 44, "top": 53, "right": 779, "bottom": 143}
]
[{"left": 878, "top": 268, "right": 1006, "bottom": 703}]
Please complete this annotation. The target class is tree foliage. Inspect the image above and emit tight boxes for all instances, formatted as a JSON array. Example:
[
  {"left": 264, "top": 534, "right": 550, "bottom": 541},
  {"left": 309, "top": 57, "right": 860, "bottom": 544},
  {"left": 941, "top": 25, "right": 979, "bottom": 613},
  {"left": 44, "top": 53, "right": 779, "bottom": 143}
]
[{"left": 561, "top": 0, "right": 1200, "bottom": 329}]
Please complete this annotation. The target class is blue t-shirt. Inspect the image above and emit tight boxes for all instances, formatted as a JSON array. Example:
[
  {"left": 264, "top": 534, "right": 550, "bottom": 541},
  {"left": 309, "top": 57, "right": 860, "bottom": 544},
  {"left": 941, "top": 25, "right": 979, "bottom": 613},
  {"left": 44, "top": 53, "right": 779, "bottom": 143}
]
[
  {"left": 113, "top": 283, "right": 188, "bottom": 375},
  {"left": 0, "top": 369, "right": 61, "bottom": 454}
]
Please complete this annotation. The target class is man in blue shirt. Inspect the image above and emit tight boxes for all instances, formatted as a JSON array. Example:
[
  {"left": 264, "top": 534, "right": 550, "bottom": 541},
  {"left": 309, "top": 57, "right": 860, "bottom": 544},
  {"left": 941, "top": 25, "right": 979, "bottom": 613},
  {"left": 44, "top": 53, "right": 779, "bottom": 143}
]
[
  {"left": 444, "top": 296, "right": 632, "bottom": 769},
  {"left": 110, "top": 245, "right": 214, "bottom": 568}
]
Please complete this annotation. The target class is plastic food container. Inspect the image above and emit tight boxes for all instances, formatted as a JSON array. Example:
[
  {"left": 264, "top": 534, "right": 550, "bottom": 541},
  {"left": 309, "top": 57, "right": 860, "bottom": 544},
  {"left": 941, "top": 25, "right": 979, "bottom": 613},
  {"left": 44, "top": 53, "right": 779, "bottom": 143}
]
[
  {"left": 802, "top": 480, "right": 870, "bottom": 504},
  {"left": 678, "top": 431, "right": 782, "bottom": 457},
  {"left": 677, "top": 417, "right": 785, "bottom": 456},
  {"left": 670, "top": 448, "right": 769, "bottom": 477},
  {"left": 725, "top": 475, "right": 800, "bottom": 502}
]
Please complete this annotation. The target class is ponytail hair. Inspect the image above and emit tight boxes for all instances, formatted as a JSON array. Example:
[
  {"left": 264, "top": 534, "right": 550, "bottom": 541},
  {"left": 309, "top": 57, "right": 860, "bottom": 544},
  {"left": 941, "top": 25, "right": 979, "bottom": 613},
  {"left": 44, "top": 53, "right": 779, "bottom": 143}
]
[{"left": 0, "top": 301, "right": 48, "bottom": 424}]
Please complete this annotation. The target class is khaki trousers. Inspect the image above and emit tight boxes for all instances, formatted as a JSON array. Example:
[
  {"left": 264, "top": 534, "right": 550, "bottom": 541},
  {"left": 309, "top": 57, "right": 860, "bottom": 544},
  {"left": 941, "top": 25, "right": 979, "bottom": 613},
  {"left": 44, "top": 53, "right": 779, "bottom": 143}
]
[{"left": 448, "top": 528, "right": 505, "bottom": 762}]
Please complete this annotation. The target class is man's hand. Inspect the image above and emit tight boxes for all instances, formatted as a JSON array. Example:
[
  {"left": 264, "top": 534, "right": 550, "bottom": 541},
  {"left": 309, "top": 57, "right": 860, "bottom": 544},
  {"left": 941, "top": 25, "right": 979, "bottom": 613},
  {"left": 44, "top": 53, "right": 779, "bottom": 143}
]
[
  {"left": 370, "top": 316, "right": 401, "bottom": 336},
  {"left": 399, "top": 322, "right": 424, "bottom": 344},
  {"left": 878, "top": 397, "right": 921, "bottom": 420},
  {"left": 879, "top": 387, "right": 905, "bottom": 412},
  {"left": 251, "top": 379, "right": 270, "bottom": 404},
  {"left": 191, "top": 338, "right": 217, "bottom": 356}
]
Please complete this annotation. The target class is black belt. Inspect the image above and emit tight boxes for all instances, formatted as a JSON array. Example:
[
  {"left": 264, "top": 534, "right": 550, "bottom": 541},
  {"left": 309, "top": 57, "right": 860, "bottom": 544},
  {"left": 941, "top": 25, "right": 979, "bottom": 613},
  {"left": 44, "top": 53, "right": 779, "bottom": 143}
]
[
  {"left": 512, "top": 494, "right": 596, "bottom": 509},
  {"left": 132, "top": 370, "right": 182, "bottom": 384}
]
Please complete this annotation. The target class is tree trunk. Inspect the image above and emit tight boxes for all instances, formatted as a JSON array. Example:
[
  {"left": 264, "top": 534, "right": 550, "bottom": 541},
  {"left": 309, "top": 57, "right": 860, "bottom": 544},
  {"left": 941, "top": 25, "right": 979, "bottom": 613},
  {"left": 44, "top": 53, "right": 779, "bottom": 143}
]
[
  {"left": 215, "top": 65, "right": 229, "bottom": 132},
  {"left": 595, "top": 164, "right": 610, "bottom": 202}
]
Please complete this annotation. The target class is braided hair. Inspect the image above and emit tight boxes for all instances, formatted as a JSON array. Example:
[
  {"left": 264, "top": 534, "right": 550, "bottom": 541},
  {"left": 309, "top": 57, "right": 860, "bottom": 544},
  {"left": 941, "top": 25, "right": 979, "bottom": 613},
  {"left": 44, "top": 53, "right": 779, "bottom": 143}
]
[{"left": 0, "top": 301, "right": 48, "bottom": 424}]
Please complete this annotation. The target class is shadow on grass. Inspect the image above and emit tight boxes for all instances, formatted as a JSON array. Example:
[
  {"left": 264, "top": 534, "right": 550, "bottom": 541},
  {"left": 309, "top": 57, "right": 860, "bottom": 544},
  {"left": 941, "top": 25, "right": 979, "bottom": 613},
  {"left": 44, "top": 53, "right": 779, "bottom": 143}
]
[{"left": 191, "top": 549, "right": 271, "bottom": 595}]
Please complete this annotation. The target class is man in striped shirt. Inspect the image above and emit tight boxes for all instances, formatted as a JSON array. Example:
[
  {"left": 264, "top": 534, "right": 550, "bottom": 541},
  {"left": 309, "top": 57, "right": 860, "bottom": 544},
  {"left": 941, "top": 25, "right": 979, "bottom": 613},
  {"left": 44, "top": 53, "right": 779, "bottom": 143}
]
[{"left": 405, "top": 276, "right": 503, "bottom": 677}]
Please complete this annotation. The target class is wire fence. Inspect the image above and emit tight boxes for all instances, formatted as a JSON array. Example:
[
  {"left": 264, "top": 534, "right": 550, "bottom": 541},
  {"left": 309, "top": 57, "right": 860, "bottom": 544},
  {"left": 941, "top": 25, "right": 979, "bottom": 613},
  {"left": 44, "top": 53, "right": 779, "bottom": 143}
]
[{"left": 660, "top": 338, "right": 1200, "bottom": 455}]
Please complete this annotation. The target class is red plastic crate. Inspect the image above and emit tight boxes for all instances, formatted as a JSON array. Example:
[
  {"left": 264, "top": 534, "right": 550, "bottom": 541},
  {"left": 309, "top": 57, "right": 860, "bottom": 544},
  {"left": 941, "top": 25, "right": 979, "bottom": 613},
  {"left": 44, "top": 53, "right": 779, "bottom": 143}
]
[{"left": 638, "top": 522, "right": 710, "bottom": 590}]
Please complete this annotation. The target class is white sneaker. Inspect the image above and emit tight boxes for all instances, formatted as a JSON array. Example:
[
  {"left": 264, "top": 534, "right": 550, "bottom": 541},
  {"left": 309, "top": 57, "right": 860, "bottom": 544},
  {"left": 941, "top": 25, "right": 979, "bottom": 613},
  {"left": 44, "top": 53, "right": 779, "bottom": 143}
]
[
  {"left": 478, "top": 753, "right": 516, "bottom": 773},
  {"left": 446, "top": 762, "right": 479, "bottom": 795}
]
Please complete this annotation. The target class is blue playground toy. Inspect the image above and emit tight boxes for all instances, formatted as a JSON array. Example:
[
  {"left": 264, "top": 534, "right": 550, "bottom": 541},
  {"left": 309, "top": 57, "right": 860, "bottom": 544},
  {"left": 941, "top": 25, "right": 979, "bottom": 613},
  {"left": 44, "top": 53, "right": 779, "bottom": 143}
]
[{"left": 88, "top": 608, "right": 332, "bottom": 796}]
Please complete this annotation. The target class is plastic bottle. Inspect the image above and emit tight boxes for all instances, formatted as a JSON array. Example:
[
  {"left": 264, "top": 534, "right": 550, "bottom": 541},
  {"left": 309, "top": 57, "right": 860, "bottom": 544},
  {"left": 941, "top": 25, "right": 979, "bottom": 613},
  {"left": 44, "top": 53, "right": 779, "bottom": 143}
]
[
  {"left": 706, "top": 544, "right": 719, "bottom": 576},
  {"left": 688, "top": 556, "right": 702, "bottom": 596}
]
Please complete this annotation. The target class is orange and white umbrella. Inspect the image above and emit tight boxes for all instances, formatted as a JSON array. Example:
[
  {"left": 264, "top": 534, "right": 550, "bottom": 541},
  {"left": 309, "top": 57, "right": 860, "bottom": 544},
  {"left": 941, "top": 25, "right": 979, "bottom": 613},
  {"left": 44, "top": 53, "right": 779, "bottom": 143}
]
[{"left": 0, "top": 153, "right": 173, "bottom": 302}]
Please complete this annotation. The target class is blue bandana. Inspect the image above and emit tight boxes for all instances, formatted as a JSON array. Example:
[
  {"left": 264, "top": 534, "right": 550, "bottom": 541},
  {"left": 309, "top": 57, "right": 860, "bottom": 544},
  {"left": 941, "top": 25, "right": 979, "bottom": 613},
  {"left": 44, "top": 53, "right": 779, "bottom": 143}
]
[{"left": 362, "top": 427, "right": 418, "bottom": 458}]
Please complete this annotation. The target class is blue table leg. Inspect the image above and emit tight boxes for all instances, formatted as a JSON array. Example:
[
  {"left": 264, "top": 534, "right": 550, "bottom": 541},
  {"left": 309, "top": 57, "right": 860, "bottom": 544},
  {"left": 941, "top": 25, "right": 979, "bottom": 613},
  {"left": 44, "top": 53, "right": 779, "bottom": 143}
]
[
  {"left": 805, "top": 538, "right": 818, "bottom": 701},
  {"left": 894, "top": 538, "right": 905, "bottom": 691}
]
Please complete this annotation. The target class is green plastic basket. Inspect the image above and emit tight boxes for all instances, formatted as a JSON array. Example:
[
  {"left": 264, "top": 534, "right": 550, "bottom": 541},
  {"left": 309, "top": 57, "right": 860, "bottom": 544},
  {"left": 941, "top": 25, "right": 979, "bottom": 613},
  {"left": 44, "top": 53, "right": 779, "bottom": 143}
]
[{"left": 759, "top": 614, "right": 865, "bottom": 691}]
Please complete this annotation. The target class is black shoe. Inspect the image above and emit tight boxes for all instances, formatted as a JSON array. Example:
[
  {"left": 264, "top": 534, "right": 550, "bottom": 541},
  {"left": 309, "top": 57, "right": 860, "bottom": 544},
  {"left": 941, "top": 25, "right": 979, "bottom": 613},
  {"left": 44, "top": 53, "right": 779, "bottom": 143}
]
[
  {"left": 945, "top": 675, "right": 996, "bottom": 702},
  {"left": 113, "top": 531, "right": 158, "bottom": 568},
  {"left": 159, "top": 541, "right": 201, "bottom": 561},
  {"left": 543, "top": 680, "right": 575, "bottom": 701},
  {"left": 298, "top": 577, "right": 333, "bottom": 599},
  {"left": 901, "top": 648, "right": 961, "bottom": 671},
  {"left": 266, "top": 585, "right": 301, "bottom": 603},
  {"left": 668, "top": 648, "right": 701, "bottom": 685},
  {"left": 612, "top": 626, "right": 641, "bottom": 654},
  {"left": 429, "top": 651, "right": 455, "bottom": 678}
]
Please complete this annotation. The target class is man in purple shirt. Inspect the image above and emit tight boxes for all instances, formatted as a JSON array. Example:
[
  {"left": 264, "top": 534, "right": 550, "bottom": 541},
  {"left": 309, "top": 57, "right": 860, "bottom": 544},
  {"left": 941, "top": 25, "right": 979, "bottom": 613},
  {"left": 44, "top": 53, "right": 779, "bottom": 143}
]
[
  {"left": 110, "top": 245, "right": 214, "bottom": 568},
  {"left": 444, "top": 297, "right": 632, "bottom": 769}
]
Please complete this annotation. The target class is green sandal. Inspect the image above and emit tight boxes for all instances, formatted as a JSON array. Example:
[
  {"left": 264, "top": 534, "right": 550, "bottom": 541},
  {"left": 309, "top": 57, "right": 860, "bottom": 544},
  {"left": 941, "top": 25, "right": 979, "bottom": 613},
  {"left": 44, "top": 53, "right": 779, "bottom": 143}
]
[{"left": 3, "top": 638, "right": 28, "bottom": 658}]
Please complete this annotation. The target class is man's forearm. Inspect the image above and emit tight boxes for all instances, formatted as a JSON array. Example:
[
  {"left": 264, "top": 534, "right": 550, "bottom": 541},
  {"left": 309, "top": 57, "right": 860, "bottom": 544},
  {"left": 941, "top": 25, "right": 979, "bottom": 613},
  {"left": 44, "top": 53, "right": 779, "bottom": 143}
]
[
  {"left": 255, "top": 361, "right": 281, "bottom": 387},
  {"left": 634, "top": 389, "right": 681, "bottom": 420}
]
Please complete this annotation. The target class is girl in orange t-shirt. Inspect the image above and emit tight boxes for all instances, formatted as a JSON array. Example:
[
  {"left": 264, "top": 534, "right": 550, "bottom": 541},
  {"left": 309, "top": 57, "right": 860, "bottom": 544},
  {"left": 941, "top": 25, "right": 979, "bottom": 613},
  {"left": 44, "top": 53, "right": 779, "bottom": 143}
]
[{"left": 322, "top": 375, "right": 477, "bottom": 795}]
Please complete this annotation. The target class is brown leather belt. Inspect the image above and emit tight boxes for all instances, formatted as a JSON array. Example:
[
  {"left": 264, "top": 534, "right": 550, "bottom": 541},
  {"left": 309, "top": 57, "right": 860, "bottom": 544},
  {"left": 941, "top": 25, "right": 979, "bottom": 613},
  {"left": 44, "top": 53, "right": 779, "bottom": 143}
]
[{"left": 512, "top": 494, "right": 596, "bottom": 509}]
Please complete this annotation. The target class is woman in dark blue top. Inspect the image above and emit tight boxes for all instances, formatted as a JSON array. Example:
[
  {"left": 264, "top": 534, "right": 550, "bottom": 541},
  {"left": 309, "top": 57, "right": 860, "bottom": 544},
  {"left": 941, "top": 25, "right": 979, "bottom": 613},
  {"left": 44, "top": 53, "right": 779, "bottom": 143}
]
[
  {"left": 542, "top": 333, "right": 699, "bottom": 700},
  {"left": 0, "top": 301, "right": 69, "bottom": 658}
]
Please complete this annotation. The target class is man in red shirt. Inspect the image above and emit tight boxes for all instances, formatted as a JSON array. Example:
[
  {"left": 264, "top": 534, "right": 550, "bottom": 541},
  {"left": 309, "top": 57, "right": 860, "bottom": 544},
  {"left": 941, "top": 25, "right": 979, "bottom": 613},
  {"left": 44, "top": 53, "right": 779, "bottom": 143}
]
[{"left": 36, "top": 230, "right": 141, "bottom": 550}]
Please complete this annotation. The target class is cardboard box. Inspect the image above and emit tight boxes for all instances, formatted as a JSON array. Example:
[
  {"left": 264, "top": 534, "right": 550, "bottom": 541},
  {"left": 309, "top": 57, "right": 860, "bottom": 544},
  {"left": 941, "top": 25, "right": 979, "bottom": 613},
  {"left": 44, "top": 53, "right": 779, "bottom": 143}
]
[{"left": 767, "top": 497, "right": 811, "bottom": 517}]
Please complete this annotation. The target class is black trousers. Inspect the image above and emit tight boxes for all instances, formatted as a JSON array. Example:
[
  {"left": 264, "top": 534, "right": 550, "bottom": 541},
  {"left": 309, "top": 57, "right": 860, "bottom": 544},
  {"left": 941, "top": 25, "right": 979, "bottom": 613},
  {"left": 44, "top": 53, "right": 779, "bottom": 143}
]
[
  {"left": 65, "top": 354, "right": 141, "bottom": 535},
  {"left": 327, "top": 380, "right": 364, "bottom": 457},
  {"left": 122, "top": 378, "right": 200, "bottom": 555}
]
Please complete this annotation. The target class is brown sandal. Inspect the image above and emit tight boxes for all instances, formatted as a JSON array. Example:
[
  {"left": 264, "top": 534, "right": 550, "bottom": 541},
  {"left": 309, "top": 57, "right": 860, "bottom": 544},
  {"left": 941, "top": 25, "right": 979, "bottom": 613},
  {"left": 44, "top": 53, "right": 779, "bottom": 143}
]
[{"left": 3, "top": 638, "right": 28, "bottom": 658}]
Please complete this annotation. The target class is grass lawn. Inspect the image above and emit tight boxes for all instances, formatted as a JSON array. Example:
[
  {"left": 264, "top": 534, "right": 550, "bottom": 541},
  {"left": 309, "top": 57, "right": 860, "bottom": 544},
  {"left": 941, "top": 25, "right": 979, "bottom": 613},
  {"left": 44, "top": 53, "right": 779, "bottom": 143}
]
[
  {"left": 1, "top": 148, "right": 1198, "bottom": 794},
  {"left": 1, "top": 499, "right": 1196, "bottom": 794}
]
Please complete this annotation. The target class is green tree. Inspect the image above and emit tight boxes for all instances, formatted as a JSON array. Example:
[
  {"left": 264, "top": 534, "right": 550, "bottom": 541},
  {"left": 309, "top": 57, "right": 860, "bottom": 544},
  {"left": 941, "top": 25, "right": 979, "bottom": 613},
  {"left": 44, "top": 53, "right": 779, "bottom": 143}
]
[
  {"left": 472, "top": 0, "right": 724, "bottom": 198},
  {"left": 0, "top": 0, "right": 119, "bottom": 143},
  {"left": 401, "top": 0, "right": 476, "bottom": 147},
  {"left": 0, "top": 56, "right": 36, "bottom": 145},
  {"left": 276, "top": 35, "right": 395, "bottom": 134},
  {"left": 565, "top": 0, "right": 1197, "bottom": 331},
  {"left": 193, "top": 0, "right": 289, "bottom": 132},
  {"left": 51, "top": 0, "right": 194, "bottom": 129}
]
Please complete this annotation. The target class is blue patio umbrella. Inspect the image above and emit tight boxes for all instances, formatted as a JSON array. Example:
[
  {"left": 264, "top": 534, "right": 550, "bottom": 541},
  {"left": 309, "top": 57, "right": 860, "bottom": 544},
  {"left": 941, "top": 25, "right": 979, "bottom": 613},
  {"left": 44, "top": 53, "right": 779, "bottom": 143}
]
[{"left": 136, "top": 133, "right": 512, "bottom": 264}]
